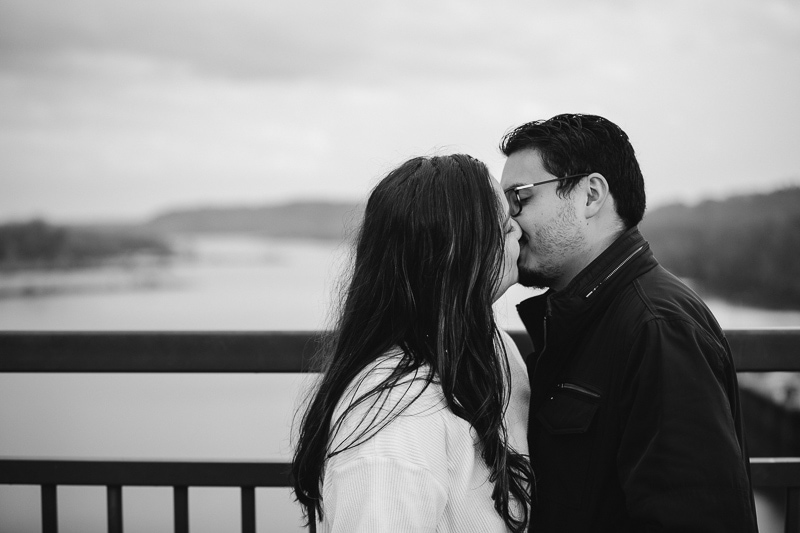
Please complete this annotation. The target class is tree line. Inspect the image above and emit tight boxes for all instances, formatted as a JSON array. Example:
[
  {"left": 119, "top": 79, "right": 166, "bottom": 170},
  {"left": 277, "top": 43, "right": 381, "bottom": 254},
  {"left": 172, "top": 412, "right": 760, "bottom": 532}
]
[
  {"left": 2, "top": 186, "right": 799, "bottom": 310},
  {"left": 0, "top": 220, "right": 171, "bottom": 270},
  {"left": 640, "top": 186, "right": 800, "bottom": 310}
]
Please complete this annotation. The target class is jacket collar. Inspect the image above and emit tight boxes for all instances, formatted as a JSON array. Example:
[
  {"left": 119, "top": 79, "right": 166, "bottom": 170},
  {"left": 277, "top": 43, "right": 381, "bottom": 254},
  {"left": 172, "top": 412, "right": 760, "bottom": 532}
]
[
  {"left": 518, "top": 226, "right": 655, "bottom": 330},
  {"left": 560, "top": 226, "right": 654, "bottom": 302},
  {"left": 517, "top": 227, "right": 657, "bottom": 408}
]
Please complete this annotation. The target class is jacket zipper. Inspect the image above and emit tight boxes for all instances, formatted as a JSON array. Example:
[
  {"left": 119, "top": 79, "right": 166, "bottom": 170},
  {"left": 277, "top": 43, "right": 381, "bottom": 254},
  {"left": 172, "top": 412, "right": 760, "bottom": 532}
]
[
  {"left": 585, "top": 245, "right": 645, "bottom": 298},
  {"left": 557, "top": 382, "right": 601, "bottom": 399},
  {"left": 542, "top": 297, "right": 552, "bottom": 352}
]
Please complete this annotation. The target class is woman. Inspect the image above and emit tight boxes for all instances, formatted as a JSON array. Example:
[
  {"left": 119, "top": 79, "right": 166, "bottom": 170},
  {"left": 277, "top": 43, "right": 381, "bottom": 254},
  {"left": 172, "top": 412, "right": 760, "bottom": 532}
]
[{"left": 292, "top": 154, "right": 532, "bottom": 532}]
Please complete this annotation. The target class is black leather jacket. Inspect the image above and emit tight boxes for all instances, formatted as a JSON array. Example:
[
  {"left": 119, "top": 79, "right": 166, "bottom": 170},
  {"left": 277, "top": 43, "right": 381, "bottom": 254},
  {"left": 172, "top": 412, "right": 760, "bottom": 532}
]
[{"left": 519, "top": 227, "right": 758, "bottom": 532}]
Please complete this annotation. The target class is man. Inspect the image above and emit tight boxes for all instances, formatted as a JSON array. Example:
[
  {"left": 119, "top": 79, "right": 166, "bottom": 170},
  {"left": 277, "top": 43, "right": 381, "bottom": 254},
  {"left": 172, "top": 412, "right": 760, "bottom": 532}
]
[{"left": 499, "top": 114, "right": 758, "bottom": 532}]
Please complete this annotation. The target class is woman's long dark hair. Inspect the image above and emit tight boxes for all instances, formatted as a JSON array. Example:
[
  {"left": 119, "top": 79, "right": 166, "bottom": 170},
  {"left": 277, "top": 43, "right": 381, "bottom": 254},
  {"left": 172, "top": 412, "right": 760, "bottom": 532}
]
[{"left": 291, "top": 154, "right": 532, "bottom": 532}]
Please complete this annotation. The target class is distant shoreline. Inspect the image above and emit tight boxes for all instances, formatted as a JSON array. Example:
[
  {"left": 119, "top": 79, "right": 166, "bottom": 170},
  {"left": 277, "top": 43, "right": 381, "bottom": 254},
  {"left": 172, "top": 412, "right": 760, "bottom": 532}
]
[{"left": 4, "top": 186, "right": 800, "bottom": 310}]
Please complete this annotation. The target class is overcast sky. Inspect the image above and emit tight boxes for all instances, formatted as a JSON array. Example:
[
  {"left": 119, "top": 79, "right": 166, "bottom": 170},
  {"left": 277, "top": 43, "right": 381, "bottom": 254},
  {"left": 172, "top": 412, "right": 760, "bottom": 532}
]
[{"left": 1, "top": 0, "right": 799, "bottom": 223}]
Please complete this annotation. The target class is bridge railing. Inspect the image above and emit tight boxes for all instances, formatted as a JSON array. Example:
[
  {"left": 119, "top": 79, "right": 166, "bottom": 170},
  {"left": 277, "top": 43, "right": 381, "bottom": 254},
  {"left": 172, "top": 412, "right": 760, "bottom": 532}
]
[{"left": 0, "top": 329, "right": 798, "bottom": 533}]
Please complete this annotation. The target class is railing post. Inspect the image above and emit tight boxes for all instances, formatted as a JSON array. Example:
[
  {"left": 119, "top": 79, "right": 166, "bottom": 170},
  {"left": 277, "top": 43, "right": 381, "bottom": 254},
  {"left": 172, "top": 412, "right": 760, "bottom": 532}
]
[
  {"left": 241, "top": 486, "right": 256, "bottom": 533},
  {"left": 107, "top": 485, "right": 123, "bottom": 533},
  {"left": 174, "top": 486, "right": 189, "bottom": 533},
  {"left": 42, "top": 484, "right": 58, "bottom": 533},
  {"left": 787, "top": 487, "right": 799, "bottom": 533}
]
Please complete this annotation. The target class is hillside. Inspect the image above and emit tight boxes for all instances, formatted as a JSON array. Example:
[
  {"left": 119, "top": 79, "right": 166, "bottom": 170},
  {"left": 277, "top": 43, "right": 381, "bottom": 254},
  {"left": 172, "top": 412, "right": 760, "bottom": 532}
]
[
  {"left": 146, "top": 201, "right": 363, "bottom": 240},
  {"left": 641, "top": 186, "right": 800, "bottom": 309},
  {"left": 5, "top": 188, "right": 799, "bottom": 310},
  {"left": 0, "top": 220, "right": 172, "bottom": 270}
]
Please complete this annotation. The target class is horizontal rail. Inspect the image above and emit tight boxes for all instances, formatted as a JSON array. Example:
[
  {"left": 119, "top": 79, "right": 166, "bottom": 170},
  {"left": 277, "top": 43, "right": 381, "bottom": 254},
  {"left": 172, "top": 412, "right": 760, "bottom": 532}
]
[
  {"left": 0, "top": 459, "right": 291, "bottom": 487},
  {"left": 1, "top": 457, "right": 797, "bottom": 490},
  {"left": 726, "top": 329, "right": 800, "bottom": 372},
  {"left": 0, "top": 331, "right": 324, "bottom": 373},
  {"left": 0, "top": 329, "right": 798, "bottom": 372},
  {"left": 750, "top": 458, "right": 800, "bottom": 488}
]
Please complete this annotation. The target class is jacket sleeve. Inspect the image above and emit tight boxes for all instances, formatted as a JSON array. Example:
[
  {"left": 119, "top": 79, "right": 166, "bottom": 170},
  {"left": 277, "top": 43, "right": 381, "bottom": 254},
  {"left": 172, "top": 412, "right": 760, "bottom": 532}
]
[{"left": 616, "top": 318, "right": 758, "bottom": 532}]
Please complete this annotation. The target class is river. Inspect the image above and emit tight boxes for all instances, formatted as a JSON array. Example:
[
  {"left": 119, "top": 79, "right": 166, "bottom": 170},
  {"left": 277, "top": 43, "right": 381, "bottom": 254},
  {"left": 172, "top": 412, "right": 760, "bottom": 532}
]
[{"left": 0, "top": 235, "right": 796, "bottom": 532}]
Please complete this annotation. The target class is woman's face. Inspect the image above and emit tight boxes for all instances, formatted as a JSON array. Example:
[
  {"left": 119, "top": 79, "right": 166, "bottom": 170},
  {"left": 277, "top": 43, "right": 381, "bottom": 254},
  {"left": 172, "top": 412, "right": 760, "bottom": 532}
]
[{"left": 491, "top": 177, "right": 522, "bottom": 302}]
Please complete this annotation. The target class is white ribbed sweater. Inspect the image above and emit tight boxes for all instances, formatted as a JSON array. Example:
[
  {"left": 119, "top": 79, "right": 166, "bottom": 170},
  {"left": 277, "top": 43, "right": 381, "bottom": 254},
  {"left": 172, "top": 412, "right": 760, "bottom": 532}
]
[{"left": 319, "top": 330, "right": 530, "bottom": 532}]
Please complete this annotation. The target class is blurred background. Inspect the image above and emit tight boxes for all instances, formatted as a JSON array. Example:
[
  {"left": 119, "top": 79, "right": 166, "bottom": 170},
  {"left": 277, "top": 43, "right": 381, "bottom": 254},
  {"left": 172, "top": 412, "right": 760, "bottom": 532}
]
[{"left": 1, "top": 0, "right": 799, "bottom": 531}]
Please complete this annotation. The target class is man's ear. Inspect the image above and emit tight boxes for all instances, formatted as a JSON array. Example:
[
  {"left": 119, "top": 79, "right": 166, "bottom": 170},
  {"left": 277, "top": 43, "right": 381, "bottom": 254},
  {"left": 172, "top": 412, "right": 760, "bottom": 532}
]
[{"left": 584, "top": 173, "right": 610, "bottom": 219}]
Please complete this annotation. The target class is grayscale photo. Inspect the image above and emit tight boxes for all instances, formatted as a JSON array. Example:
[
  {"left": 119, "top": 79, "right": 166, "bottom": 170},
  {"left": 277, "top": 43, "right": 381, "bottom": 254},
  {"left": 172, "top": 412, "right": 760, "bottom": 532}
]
[{"left": 1, "top": 1, "right": 799, "bottom": 532}]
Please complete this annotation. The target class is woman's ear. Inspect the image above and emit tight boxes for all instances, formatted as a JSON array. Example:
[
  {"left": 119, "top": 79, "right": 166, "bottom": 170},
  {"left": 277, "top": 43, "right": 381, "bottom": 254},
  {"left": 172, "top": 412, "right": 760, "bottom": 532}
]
[{"left": 584, "top": 173, "right": 610, "bottom": 219}]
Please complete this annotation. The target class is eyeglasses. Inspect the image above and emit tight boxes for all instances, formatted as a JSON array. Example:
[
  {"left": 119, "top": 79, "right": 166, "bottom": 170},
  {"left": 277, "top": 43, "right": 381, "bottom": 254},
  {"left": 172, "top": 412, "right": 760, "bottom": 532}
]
[{"left": 504, "top": 173, "right": 590, "bottom": 217}]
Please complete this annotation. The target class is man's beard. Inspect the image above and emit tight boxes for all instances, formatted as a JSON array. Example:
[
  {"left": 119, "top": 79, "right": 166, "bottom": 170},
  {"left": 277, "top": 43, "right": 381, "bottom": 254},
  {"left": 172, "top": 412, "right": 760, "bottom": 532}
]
[
  {"left": 516, "top": 201, "right": 584, "bottom": 291},
  {"left": 517, "top": 265, "right": 557, "bottom": 290},
  {"left": 516, "top": 235, "right": 563, "bottom": 290}
]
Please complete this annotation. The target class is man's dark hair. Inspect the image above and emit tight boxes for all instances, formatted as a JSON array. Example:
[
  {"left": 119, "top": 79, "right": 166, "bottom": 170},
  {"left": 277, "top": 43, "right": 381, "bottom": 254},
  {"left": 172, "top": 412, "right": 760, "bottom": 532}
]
[{"left": 499, "top": 113, "right": 646, "bottom": 228}]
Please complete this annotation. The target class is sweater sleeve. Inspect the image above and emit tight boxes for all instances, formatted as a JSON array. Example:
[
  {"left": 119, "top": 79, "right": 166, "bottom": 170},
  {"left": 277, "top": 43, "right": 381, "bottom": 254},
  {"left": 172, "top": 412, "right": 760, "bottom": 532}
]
[
  {"left": 616, "top": 318, "right": 757, "bottom": 532},
  {"left": 323, "top": 455, "right": 447, "bottom": 533},
  {"left": 321, "top": 370, "right": 452, "bottom": 533}
]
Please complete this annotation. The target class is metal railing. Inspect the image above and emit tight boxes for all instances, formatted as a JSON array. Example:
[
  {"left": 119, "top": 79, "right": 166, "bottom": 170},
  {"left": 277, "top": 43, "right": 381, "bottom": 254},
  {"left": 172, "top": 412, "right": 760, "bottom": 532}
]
[{"left": 0, "top": 329, "right": 798, "bottom": 532}]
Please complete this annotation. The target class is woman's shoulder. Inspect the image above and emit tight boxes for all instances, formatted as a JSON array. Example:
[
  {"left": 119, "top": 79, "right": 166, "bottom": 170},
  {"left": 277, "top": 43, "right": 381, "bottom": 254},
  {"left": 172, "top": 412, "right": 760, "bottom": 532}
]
[
  {"left": 335, "top": 349, "right": 442, "bottom": 411},
  {"left": 328, "top": 350, "right": 450, "bottom": 453}
]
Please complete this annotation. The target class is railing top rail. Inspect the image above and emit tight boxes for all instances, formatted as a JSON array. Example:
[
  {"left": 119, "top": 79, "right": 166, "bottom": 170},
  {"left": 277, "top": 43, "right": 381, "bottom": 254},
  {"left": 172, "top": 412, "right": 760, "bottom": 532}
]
[
  {"left": 0, "top": 330, "right": 324, "bottom": 373},
  {"left": 0, "top": 329, "right": 798, "bottom": 373},
  {"left": 1, "top": 457, "right": 798, "bottom": 490},
  {"left": 0, "top": 458, "right": 292, "bottom": 487},
  {"left": 750, "top": 457, "right": 800, "bottom": 488}
]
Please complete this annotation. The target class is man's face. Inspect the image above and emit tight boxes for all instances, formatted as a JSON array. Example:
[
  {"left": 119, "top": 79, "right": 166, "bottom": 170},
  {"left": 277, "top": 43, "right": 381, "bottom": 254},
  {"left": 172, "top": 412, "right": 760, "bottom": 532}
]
[{"left": 500, "top": 149, "right": 587, "bottom": 290}]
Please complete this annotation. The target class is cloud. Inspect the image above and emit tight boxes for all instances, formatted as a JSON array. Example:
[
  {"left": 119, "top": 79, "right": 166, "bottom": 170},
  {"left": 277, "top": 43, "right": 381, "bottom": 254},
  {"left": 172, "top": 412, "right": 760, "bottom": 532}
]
[
  {"left": 1, "top": 0, "right": 799, "bottom": 221},
  {"left": 3, "top": 1, "right": 797, "bottom": 86}
]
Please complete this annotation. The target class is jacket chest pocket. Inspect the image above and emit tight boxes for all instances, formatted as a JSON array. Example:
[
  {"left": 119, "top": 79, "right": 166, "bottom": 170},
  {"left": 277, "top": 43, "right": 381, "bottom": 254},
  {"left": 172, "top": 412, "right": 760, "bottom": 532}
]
[
  {"left": 537, "top": 382, "right": 601, "bottom": 434},
  {"left": 534, "top": 382, "right": 602, "bottom": 513}
]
